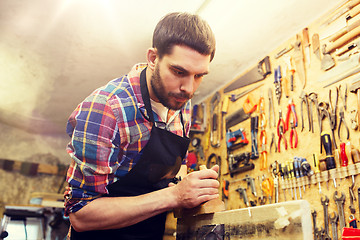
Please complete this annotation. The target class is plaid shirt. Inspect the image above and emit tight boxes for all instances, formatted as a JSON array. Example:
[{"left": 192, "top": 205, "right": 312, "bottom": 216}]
[{"left": 64, "top": 64, "right": 191, "bottom": 216}]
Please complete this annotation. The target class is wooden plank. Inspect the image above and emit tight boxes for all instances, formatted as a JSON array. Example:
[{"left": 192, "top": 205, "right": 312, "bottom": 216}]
[{"left": 176, "top": 200, "right": 312, "bottom": 240}]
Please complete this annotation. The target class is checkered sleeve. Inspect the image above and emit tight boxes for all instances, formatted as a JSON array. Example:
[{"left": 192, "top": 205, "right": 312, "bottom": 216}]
[{"left": 64, "top": 90, "right": 121, "bottom": 216}]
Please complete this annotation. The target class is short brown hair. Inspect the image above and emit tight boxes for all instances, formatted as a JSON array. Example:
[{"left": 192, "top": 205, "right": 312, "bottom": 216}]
[{"left": 153, "top": 12, "right": 216, "bottom": 61}]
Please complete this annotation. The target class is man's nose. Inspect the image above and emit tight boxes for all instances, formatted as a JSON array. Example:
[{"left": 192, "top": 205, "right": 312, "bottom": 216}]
[{"left": 180, "top": 76, "right": 194, "bottom": 94}]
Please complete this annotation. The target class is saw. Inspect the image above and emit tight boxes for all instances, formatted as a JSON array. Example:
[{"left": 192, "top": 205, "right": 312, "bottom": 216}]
[{"left": 223, "top": 56, "right": 271, "bottom": 93}]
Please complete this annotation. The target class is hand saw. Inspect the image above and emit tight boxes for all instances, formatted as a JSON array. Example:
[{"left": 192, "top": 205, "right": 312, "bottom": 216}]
[{"left": 223, "top": 56, "right": 271, "bottom": 93}]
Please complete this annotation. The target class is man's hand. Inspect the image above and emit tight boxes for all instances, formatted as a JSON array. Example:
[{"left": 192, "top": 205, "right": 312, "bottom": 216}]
[{"left": 169, "top": 165, "right": 220, "bottom": 209}]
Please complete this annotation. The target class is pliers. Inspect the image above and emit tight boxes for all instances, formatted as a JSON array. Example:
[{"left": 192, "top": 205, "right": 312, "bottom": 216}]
[
  {"left": 289, "top": 120, "right": 298, "bottom": 148},
  {"left": 277, "top": 110, "right": 287, "bottom": 152},
  {"left": 300, "top": 91, "right": 311, "bottom": 132},
  {"left": 329, "top": 87, "right": 338, "bottom": 129},
  {"left": 338, "top": 106, "right": 349, "bottom": 142},
  {"left": 285, "top": 98, "right": 298, "bottom": 131},
  {"left": 339, "top": 84, "right": 347, "bottom": 111}
]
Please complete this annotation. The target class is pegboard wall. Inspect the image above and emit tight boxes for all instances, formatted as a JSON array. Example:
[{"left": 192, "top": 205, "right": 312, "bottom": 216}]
[{"left": 189, "top": 2, "right": 360, "bottom": 239}]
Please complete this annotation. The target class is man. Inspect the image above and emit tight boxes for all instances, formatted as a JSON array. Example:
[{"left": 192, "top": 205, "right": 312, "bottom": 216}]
[{"left": 64, "top": 12, "right": 218, "bottom": 239}]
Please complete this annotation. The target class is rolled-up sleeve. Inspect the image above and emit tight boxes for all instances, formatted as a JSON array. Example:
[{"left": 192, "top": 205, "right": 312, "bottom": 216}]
[{"left": 64, "top": 92, "right": 121, "bottom": 216}]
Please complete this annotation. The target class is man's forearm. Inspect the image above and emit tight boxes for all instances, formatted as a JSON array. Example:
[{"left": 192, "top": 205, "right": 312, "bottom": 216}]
[{"left": 69, "top": 186, "right": 177, "bottom": 232}]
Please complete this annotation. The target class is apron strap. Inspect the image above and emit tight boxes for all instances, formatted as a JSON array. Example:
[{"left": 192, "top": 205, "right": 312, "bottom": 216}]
[{"left": 140, "top": 68, "right": 187, "bottom": 137}]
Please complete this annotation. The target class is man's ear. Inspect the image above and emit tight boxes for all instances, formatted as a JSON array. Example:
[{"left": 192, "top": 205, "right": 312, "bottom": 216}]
[{"left": 146, "top": 48, "right": 157, "bottom": 71}]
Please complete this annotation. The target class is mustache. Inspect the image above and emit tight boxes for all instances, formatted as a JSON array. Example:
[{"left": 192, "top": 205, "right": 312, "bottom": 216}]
[{"left": 169, "top": 92, "right": 192, "bottom": 100}]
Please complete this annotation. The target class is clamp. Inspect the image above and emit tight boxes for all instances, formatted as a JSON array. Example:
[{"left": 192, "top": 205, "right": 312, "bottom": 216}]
[
  {"left": 277, "top": 110, "right": 287, "bottom": 152},
  {"left": 338, "top": 106, "right": 349, "bottom": 142}
]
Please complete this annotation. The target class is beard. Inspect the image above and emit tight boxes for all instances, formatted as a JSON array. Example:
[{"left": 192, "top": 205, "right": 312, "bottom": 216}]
[{"left": 150, "top": 64, "right": 192, "bottom": 110}]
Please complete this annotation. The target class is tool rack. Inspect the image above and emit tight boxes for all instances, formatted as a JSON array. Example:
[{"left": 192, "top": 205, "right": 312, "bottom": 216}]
[{"left": 187, "top": 1, "right": 360, "bottom": 239}]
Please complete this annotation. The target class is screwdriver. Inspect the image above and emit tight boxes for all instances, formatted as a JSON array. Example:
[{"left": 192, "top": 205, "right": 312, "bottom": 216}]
[
  {"left": 288, "top": 160, "right": 297, "bottom": 200},
  {"left": 279, "top": 163, "right": 287, "bottom": 201},
  {"left": 293, "top": 157, "right": 302, "bottom": 199},
  {"left": 284, "top": 164, "right": 293, "bottom": 199},
  {"left": 321, "top": 132, "right": 337, "bottom": 188},
  {"left": 313, "top": 153, "right": 322, "bottom": 194},
  {"left": 340, "top": 142, "right": 354, "bottom": 185},
  {"left": 301, "top": 157, "right": 313, "bottom": 188}
]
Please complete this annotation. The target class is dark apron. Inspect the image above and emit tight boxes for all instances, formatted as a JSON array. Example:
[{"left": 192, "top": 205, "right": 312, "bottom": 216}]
[{"left": 70, "top": 68, "right": 190, "bottom": 240}]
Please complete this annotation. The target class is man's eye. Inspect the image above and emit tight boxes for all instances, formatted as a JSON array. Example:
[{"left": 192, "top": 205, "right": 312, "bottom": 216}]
[{"left": 173, "top": 69, "right": 184, "bottom": 75}]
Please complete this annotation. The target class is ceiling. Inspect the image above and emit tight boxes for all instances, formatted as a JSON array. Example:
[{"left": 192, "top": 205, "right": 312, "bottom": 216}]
[{"left": 0, "top": 0, "right": 341, "bottom": 136}]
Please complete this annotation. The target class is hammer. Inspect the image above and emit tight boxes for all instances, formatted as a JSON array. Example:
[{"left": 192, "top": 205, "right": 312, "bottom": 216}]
[{"left": 350, "top": 79, "right": 360, "bottom": 129}]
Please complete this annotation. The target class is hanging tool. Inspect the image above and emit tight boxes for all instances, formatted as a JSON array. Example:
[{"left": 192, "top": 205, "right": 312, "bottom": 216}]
[
  {"left": 242, "top": 175, "right": 257, "bottom": 197},
  {"left": 350, "top": 79, "right": 360, "bottom": 130},
  {"left": 321, "top": 195, "right": 330, "bottom": 238},
  {"left": 221, "top": 97, "right": 229, "bottom": 140},
  {"left": 274, "top": 66, "right": 282, "bottom": 104},
  {"left": 320, "top": 0, "right": 360, "bottom": 28},
  {"left": 259, "top": 95, "right": 267, "bottom": 170},
  {"left": 226, "top": 128, "right": 249, "bottom": 151},
  {"left": 321, "top": 44, "right": 336, "bottom": 71},
  {"left": 293, "top": 34, "right": 306, "bottom": 89},
  {"left": 222, "top": 180, "right": 229, "bottom": 210},
  {"left": 319, "top": 102, "right": 337, "bottom": 151},
  {"left": 275, "top": 44, "right": 293, "bottom": 59},
  {"left": 269, "top": 132, "right": 277, "bottom": 153},
  {"left": 329, "top": 212, "right": 339, "bottom": 240},
  {"left": 312, "top": 210, "right": 318, "bottom": 240},
  {"left": 338, "top": 107, "right": 350, "bottom": 142},
  {"left": 321, "top": 132, "right": 337, "bottom": 188},
  {"left": 312, "top": 33, "right": 321, "bottom": 60},
  {"left": 285, "top": 98, "right": 298, "bottom": 131},
  {"left": 268, "top": 88, "right": 276, "bottom": 128},
  {"left": 334, "top": 191, "right": 346, "bottom": 230},
  {"left": 349, "top": 214, "right": 358, "bottom": 228},
  {"left": 329, "top": 17, "right": 360, "bottom": 43},
  {"left": 289, "top": 120, "right": 298, "bottom": 149},
  {"left": 339, "top": 84, "right": 348, "bottom": 111},
  {"left": 224, "top": 56, "right": 271, "bottom": 93},
  {"left": 225, "top": 108, "right": 250, "bottom": 129},
  {"left": 229, "top": 82, "right": 264, "bottom": 102},
  {"left": 227, "top": 152, "right": 255, "bottom": 177},
  {"left": 259, "top": 130, "right": 267, "bottom": 171},
  {"left": 190, "top": 103, "right": 207, "bottom": 132},
  {"left": 277, "top": 110, "right": 287, "bottom": 152},
  {"left": 210, "top": 92, "right": 221, "bottom": 148},
  {"left": 293, "top": 158, "right": 302, "bottom": 199},
  {"left": 279, "top": 163, "right": 286, "bottom": 201},
  {"left": 270, "top": 161, "right": 279, "bottom": 203},
  {"left": 303, "top": 28, "right": 311, "bottom": 67},
  {"left": 288, "top": 160, "right": 297, "bottom": 200},
  {"left": 258, "top": 175, "right": 267, "bottom": 205},
  {"left": 329, "top": 87, "right": 339, "bottom": 131},
  {"left": 261, "top": 175, "right": 274, "bottom": 204},
  {"left": 322, "top": 54, "right": 360, "bottom": 88},
  {"left": 313, "top": 153, "right": 322, "bottom": 194},
  {"left": 300, "top": 91, "right": 311, "bottom": 132},
  {"left": 324, "top": 24, "right": 360, "bottom": 54},
  {"left": 284, "top": 56, "right": 295, "bottom": 92},
  {"left": 283, "top": 164, "right": 293, "bottom": 199},
  {"left": 236, "top": 187, "right": 250, "bottom": 207},
  {"left": 250, "top": 116, "right": 259, "bottom": 159},
  {"left": 349, "top": 182, "right": 356, "bottom": 214}
]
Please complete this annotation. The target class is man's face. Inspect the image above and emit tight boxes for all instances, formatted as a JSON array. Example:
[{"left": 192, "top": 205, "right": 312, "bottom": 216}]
[{"left": 150, "top": 45, "right": 211, "bottom": 110}]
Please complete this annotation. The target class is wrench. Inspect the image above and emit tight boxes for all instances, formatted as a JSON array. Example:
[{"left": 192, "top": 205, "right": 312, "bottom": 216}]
[
  {"left": 329, "top": 211, "right": 339, "bottom": 240},
  {"left": 312, "top": 210, "right": 318, "bottom": 240},
  {"left": 334, "top": 191, "right": 346, "bottom": 230},
  {"left": 321, "top": 195, "right": 330, "bottom": 236},
  {"left": 349, "top": 184, "right": 356, "bottom": 214}
]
